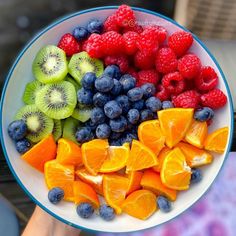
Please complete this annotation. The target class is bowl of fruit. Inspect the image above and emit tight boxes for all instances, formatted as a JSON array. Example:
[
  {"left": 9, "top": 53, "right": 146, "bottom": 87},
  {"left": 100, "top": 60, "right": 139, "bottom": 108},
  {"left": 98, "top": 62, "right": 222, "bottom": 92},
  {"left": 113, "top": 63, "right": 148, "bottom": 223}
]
[{"left": 0, "top": 5, "right": 233, "bottom": 233}]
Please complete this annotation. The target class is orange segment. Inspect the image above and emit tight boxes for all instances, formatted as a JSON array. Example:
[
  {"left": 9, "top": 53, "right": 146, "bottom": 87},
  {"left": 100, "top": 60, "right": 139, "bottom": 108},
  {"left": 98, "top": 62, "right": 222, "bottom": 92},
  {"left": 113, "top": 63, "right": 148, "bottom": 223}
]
[
  {"left": 152, "top": 147, "right": 171, "bottom": 172},
  {"left": 204, "top": 127, "right": 229, "bottom": 153},
  {"left": 140, "top": 169, "right": 177, "bottom": 201},
  {"left": 158, "top": 108, "right": 194, "bottom": 148},
  {"left": 122, "top": 190, "right": 157, "bottom": 220},
  {"left": 57, "top": 138, "right": 82, "bottom": 166},
  {"left": 176, "top": 142, "right": 213, "bottom": 167},
  {"left": 126, "top": 171, "right": 143, "bottom": 195},
  {"left": 138, "top": 120, "right": 165, "bottom": 155},
  {"left": 103, "top": 174, "right": 129, "bottom": 214},
  {"left": 161, "top": 147, "right": 191, "bottom": 190},
  {"left": 81, "top": 139, "right": 109, "bottom": 175},
  {"left": 126, "top": 140, "right": 158, "bottom": 172},
  {"left": 73, "top": 180, "right": 100, "bottom": 208},
  {"left": 22, "top": 135, "right": 56, "bottom": 172},
  {"left": 185, "top": 120, "right": 207, "bottom": 148},
  {"left": 44, "top": 160, "right": 74, "bottom": 201}
]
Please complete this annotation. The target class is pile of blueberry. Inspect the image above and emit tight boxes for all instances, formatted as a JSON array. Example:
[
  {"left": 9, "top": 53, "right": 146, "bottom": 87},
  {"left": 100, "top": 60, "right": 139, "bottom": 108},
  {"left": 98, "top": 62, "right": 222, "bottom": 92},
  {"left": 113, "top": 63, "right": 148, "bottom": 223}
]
[{"left": 75, "top": 64, "right": 166, "bottom": 146}]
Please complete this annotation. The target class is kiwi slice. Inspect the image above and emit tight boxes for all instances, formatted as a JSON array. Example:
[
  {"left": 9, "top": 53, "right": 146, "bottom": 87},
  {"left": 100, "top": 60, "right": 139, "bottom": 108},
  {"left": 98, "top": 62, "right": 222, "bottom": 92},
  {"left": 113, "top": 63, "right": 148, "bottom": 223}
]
[
  {"left": 22, "top": 80, "right": 44, "bottom": 105},
  {"left": 68, "top": 52, "right": 104, "bottom": 84},
  {"left": 32, "top": 45, "right": 68, "bottom": 84},
  {"left": 15, "top": 105, "right": 54, "bottom": 143},
  {"left": 35, "top": 81, "right": 77, "bottom": 120},
  {"left": 52, "top": 119, "right": 62, "bottom": 141},
  {"left": 65, "top": 75, "right": 81, "bottom": 91},
  {"left": 72, "top": 107, "right": 92, "bottom": 123}
]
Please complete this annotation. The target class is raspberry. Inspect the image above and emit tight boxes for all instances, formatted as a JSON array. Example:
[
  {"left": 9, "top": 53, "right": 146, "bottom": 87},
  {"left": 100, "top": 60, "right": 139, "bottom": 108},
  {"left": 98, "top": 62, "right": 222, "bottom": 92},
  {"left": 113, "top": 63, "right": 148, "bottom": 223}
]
[
  {"left": 101, "top": 31, "right": 125, "bottom": 56},
  {"left": 200, "top": 89, "right": 227, "bottom": 109},
  {"left": 162, "top": 72, "right": 185, "bottom": 95},
  {"left": 81, "top": 40, "right": 88, "bottom": 51},
  {"left": 144, "top": 25, "right": 167, "bottom": 44},
  {"left": 127, "top": 68, "right": 139, "bottom": 81},
  {"left": 115, "top": 4, "right": 136, "bottom": 27},
  {"left": 123, "top": 31, "right": 139, "bottom": 55},
  {"left": 134, "top": 51, "right": 155, "bottom": 70},
  {"left": 137, "top": 69, "right": 159, "bottom": 86},
  {"left": 173, "top": 90, "right": 200, "bottom": 108},
  {"left": 104, "top": 55, "right": 129, "bottom": 73},
  {"left": 155, "top": 47, "right": 178, "bottom": 74},
  {"left": 103, "top": 14, "right": 120, "bottom": 32},
  {"left": 168, "top": 31, "right": 193, "bottom": 57},
  {"left": 155, "top": 84, "right": 170, "bottom": 101},
  {"left": 195, "top": 66, "right": 218, "bottom": 91},
  {"left": 57, "top": 33, "right": 80, "bottom": 56},
  {"left": 85, "top": 33, "right": 103, "bottom": 58},
  {"left": 178, "top": 54, "right": 201, "bottom": 79},
  {"left": 122, "top": 24, "right": 143, "bottom": 34}
]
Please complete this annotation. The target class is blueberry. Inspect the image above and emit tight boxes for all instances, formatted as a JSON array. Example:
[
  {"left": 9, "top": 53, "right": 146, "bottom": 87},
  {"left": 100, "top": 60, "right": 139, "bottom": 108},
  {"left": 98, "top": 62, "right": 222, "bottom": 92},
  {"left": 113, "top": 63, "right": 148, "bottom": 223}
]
[
  {"left": 121, "top": 132, "right": 137, "bottom": 145},
  {"left": 109, "top": 116, "right": 128, "bottom": 132},
  {"left": 104, "top": 100, "right": 122, "bottom": 119},
  {"left": 140, "top": 109, "right": 154, "bottom": 122},
  {"left": 191, "top": 168, "right": 202, "bottom": 184},
  {"left": 194, "top": 107, "right": 214, "bottom": 122},
  {"left": 109, "top": 131, "right": 122, "bottom": 140},
  {"left": 81, "top": 72, "right": 97, "bottom": 90},
  {"left": 48, "top": 187, "right": 64, "bottom": 204},
  {"left": 95, "top": 75, "right": 114, "bottom": 93},
  {"left": 90, "top": 107, "right": 106, "bottom": 125},
  {"left": 115, "top": 95, "right": 131, "bottom": 114},
  {"left": 141, "top": 83, "right": 156, "bottom": 99},
  {"left": 109, "top": 139, "right": 122, "bottom": 146},
  {"left": 119, "top": 74, "right": 136, "bottom": 93},
  {"left": 162, "top": 100, "right": 174, "bottom": 109},
  {"left": 103, "top": 65, "right": 121, "bottom": 80},
  {"left": 157, "top": 196, "right": 171, "bottom": 213},
  {"left": 15, "top": 138, "right": 31, "bottom": 154},
  {"left": 132, "top": 100, "right": 145, "bottom": 111},
  {"left": 75, "top": 127, "right": 94, "bottom": 143},
  {"left": 93, "top": 92, "right": 111, "bottom": 107},
  {"left": 99, "top": 204, "right": 115, "bottom": 221},
  {"left": 127, "top": 109, "right": 140, "bottom": 124},
  {"left": 8, "top": 120, "right": 27, "bottom": 141},
  {"left": 145, "top": 96, "right": 162, "bottom": 112},
  {"left": 127, "top": 87, "right": 143, "bottom": 102},
  {"left": 96, "top": 123, "right": 111, "bottom": 139},
  {"left": 87, "top": 19, "right": 103, "bottom": 34},
  {"left": 110, "top": 79, "right": 122, "bottom": 96},
  {"left": 76, "top": 202, "right": 94, "bottom": 219},
  {"left": 84, "top": 119, "right": 97, "bottom": 131},
  {"left": 72, "top": 26, "right": 89, "bottom": 41},
  {"left": 77, "top": 88, "right": 93, "bottom": 105}
]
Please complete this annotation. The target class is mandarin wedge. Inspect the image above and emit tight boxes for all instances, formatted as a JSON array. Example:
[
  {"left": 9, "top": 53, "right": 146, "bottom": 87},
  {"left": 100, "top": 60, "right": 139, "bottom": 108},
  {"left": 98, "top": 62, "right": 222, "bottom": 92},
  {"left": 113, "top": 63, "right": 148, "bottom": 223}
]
[
  {"left": 122, "top": 190, "right": 157, "bottom": 220},
  {"left": 22, "top": 134, "right": 56, "bottom": 172},
  {"left": 126, "top": 171, "right": 143, "bottom": 195},
  {"left": 152, "top": 147, "right": 171, "bottom": 172},
  {"left": 204, "top": 127, "right": 229, "bottom": 153},
  {"left": 158, "top": 108, "right": 194, "bottom": 148},
  {"left": 161, "top": 147, "right": 191, "bottom": 190}
]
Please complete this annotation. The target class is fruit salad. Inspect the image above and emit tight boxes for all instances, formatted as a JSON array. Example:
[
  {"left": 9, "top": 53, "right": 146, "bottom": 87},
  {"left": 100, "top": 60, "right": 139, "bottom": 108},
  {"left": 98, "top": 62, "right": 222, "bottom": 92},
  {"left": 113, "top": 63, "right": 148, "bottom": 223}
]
[{"left": 7, "top": 5, "right": 229, "bottom": 221}]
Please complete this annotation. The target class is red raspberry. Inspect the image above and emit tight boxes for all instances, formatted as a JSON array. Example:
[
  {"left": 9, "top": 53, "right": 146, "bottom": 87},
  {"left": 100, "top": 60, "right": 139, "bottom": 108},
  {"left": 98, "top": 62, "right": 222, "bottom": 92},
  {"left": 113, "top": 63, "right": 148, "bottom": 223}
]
[
  {"left": 155, "top": 47, "right": 178, "bottom": 74},
  {"left": 123, "top": 31, "right": 139, "bottom": 55},
  {"left": 155, "top": 84, "right": 170, "bottom": 101},
  {"left": 137, "top": 69, "right": 159, "bottom": 86},
  {"left": 144, "top": 25, "right": 168, "bottom": 44},
  {"left": 115, "top": 4, "right": 136, "bottom": 27},
  {"left": 103, "top": 14, "right": 120, "bottom": 32},
  {"left": 104, "top": 55, "right": 129, "bottom": 73},
  {"left": 195, "top": 66, "right": 218, "bottom": 91},
  {"left": 168, "top": 31, "right": 193, "bottom": 57},
  {"left": 200, "top": 89, "right": 227, "bottom": 109},
  {"left": 122, "top": 24, "right": 143, "bottom": 34},
  {"left": 134, "top": 51, "right": 155, "bottom": 70},
  {"left": 162, "top": 72, "right": 185, "bottom": 95},
  {"left": 178, "top": 54, "right": 201, "bottom": 79},
  {"left": 127, "top": 68, "right": 139, "bottom": 81},
  {"left": 57, "top": 33, "right": 80, "bottom": 56},
  {"left": 101, "top": 31, "right": 125, "bottom": 56},
  {"left": 172, "top": 90, "right": 200, "bottom": 108},
  {"left": 81, "top": 40, "right": 88, "bottom": 51},
  {"left": 85, "top": 33, "right": 103, "bottom": 58}
]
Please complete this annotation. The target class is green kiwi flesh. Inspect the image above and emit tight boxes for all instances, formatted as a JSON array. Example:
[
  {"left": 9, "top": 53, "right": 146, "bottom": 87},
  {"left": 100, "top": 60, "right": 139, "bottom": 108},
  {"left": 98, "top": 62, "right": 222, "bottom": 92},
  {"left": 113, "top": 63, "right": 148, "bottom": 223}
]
[
  {"left": 15, "top": 105, "right": 54, "bottom": 143},
  {"left": 32, "top": 45, "right": 68, "bottom": 84},
  {"left": 71, "top": 107, "right": 92, "bottom": 123},
  {"left": 35, "top": 81, "right": 76, "bottom": 119},
  {"left": 65, "top": 75, "right": 81, "bottom": 91},
  {"left": 52, "top": 119, "right": 62, "bottom": 141}
]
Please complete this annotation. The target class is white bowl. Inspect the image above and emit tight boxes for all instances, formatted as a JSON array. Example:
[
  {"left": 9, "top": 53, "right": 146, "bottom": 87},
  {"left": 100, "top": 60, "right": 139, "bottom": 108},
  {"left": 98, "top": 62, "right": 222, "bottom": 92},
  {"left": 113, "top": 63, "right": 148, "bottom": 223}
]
[{"left": 0, "top": 6, "right": 234, "bottom": 233}]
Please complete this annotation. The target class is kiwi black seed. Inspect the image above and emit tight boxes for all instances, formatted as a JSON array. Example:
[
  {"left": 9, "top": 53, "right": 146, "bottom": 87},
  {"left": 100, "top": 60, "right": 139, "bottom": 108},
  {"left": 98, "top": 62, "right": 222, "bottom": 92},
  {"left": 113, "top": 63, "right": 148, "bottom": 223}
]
[{"left": 52, "top": 119, "right": 62, "bottom": 141}]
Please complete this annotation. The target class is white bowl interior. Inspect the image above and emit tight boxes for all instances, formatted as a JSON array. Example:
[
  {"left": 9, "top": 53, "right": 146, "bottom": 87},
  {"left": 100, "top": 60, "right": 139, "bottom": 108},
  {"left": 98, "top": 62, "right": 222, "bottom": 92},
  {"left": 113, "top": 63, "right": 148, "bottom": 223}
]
[{"left": 0, "top": 7, "right": 233, "bottom": 233}]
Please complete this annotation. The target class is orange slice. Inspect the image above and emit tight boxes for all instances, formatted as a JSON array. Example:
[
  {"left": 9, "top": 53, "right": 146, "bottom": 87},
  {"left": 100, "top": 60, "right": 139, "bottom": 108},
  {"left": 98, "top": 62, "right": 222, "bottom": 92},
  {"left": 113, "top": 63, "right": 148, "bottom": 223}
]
[
  {"left": 122, "top": 189, "right": 157, "bottom": 220},
  {"left": 126, "top": 171, "right": 143, "bottom": 195},
  {"left": 176, "top": 142, "right": 213, "bottom": 167},
  {"left": 44, "top": 160, "right": 74, "bottom": 201},
  {"left": 126, "top": 140, "right": 158, "bottom": 172},
  {"left": 103, "top": 174, "right": 129, "bottom": 214},
  {"left": 185, "top": 120, "right": 207, "bottom": 148},
  {"left": 161, "top": 147, "right": 191, "bottom": 190},
  {"left": 138, "top": 120, "right": 165, "bottom": 155},
  {"left": 81, "top": 139, "right": 109, "bottom": 175},
  {"left": 158, "top": 108, "right": 194, "bottom": 148},
  {"left": 152, "top": 147, "right": 171, "bottom": 172},
  {"left": 22, "top": 134, "right": 56, "bottom": 172},
  {"left": 204, "top": 127, "right": 229, "bottom": 153},
  {"left": 57, "top": 138, "right": 82, "bottom": 166},
  {"left": 73, "top": 180, "right": 100, "bottom": 208}
]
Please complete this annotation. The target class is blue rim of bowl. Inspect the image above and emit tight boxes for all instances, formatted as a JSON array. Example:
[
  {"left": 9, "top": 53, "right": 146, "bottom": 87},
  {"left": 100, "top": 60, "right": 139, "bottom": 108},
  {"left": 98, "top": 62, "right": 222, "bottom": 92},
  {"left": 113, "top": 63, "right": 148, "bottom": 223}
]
[{"left": 0, "top": 6, "right": 234, "bottom": 234}]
